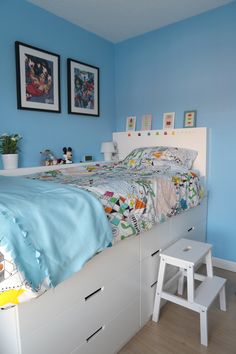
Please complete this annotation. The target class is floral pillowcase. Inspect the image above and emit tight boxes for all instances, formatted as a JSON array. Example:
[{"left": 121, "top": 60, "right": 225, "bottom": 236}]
[{"left": 120, "top": 146, "right": 198, "bottom": 170}]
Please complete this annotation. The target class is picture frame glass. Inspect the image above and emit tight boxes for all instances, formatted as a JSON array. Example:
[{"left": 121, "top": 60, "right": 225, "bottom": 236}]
[
  {"left": 163, "top": 112, "right": 175, "bottom": 129},
  {"left": 141, "top": 114, "right": 152, "bottom": 131},
  {"left": 68, "top": 59, "right": 99, "bottom": 116},
  {"left": 184, "top": 111, "right": 197, "bottom": 128},
  {"left": 126, "top": 116, "right": 136, "bottom": 131},
  {"left": 15, "top": 41, "right": 60, "bottom": 112}
]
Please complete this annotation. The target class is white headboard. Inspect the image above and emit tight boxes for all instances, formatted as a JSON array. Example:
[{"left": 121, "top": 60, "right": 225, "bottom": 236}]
[{"left": 113, "top": 128, "right": 207, "bottom": 177}]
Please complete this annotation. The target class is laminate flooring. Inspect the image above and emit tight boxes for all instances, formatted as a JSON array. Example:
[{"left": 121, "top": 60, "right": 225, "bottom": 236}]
[{"left": 118, "top": 267, "right": 236, "bottom": 354}]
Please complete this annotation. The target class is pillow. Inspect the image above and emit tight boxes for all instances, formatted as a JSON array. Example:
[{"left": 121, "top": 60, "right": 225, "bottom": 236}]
[{"left": 120, "top": 146, "right": 198, "bottom": 170}]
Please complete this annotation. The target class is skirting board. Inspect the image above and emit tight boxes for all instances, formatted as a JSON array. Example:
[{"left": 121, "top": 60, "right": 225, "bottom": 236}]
[{"left": 212, "top": 257, "right": 236, "bottom": 273}]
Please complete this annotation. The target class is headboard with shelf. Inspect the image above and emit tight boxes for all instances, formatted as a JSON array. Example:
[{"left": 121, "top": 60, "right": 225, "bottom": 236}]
[{"left": 113, "top": 128, "right": 207, "bottom": 177}]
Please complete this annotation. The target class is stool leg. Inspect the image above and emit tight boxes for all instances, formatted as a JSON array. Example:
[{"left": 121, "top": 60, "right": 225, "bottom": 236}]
[
  {"left": 206, "top": 250, "right": 213, "bottom": 277},
  {"left": 152, "top": 257, "right": 166, "bottom": 322},
  {"left": 187, "top": 265, "right": 194, "bottom": 303},
  {"left": 200, "top": 309, "right": 208, "bottom": 346},
  {"left": 177, "top": 268, "right": 185, "bottom": 295},
  {"left": 219, "top": 285, "right": 226, "bottom": 311}
]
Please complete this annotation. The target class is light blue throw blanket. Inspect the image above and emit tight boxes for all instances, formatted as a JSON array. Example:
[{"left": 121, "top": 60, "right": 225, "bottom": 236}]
[{"left": 0, "top": 176, "right": 113, "bottom": 290}]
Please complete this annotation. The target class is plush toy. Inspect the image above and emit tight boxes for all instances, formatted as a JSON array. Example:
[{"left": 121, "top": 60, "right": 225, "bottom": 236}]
[
  {"left": 40, "top": 149, "right": 58, "bottom": 166},
  {"left": 62, "top": 147, "right": 73, "bottom": 164}
]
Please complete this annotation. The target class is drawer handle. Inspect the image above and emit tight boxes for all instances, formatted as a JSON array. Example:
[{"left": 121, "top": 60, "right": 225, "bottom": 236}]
[
  {"left": 151, "top": 281, "right": 157, "bottom": 288},
  {"left": 85, "top": 287, "right": 103, "bottom": 301},
  {"left": 187, "top": 226, "right": 195, "bottom": 233},
  {"left": 151, "top": 250, "right": 160, "bottom": 257},
  {"left": 86, "top": 326, "right": 104, "bottom": 342}
]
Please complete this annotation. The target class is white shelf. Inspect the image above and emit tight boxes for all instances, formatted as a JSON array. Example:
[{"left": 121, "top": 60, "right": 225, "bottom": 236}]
[{"left": 0, "top": 161, "right": 105, "bottom": 176}]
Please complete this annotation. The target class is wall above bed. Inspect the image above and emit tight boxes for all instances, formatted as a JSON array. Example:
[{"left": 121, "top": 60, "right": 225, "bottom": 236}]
[
  {"left": 114, "top": 2, "right": 236, "bottom": 263},
  {"left": 0, "top": 0, "right": 115, "bottom": 168}
]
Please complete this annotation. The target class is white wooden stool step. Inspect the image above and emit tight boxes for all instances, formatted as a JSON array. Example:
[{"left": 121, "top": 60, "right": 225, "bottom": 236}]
[
  {"left": 152, "top": 238, "right": 227, "bottom": 347},
  {"left": 195, "top": 276, "right": 226, "bottom": 311}
]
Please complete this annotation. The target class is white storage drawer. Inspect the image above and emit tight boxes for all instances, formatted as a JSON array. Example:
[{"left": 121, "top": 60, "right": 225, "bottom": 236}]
[
  {"left": 170, "top": 198, "right": 207, "bottom": 242},
  {"left": 141, "top": 280, "right": 157, "bottom": 327},
  {"left": 71, "top": 298, "right": 140, "bottom": 354},
  {"left": 18, "top": 236, "right": 140, "bottom": 335},
  {"left": 141, "top": 251, "right": 160, "bottom": 289},
  {"left": 20, "top": 263, "right": 140, "bottom": 354},
  {"left": 140, "top": 220, "right": 171, "bottom": 261}
]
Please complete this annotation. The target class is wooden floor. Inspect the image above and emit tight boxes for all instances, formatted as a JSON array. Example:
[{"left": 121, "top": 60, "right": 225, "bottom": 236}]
[{"left": 118, "top": 268, "right": 236, "bottom": 354}]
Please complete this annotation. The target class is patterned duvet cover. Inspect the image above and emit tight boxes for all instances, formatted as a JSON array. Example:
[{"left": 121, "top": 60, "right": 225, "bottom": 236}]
[{"left": 0, "top": 162, "right": 202, "bottom": 309}]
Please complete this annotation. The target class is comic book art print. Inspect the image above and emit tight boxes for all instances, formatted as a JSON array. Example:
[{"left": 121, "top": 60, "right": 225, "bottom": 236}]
[
  {"left": 67, "top": 58, "right": 99, "bottom": 116},
  {"left": 15, "top": 41, "right": 61, "bottom": 112}
]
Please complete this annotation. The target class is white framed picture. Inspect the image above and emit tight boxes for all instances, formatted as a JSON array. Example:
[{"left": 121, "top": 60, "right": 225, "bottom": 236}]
[
  {"left": 126, "top": 116, "right": 136, "bottom": 131},
  {"left": 141, "top": 114, "right": 152, "bottom": 130},
  {"left": 163, "top": 112, "right": 175, "bottom": 129}
]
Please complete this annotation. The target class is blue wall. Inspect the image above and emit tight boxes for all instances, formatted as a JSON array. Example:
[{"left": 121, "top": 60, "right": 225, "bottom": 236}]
[
  {"left": 0, "top": 0, "right": 115, "bottom": 167},
  {"left": 1, "top": 0, "right": 236, "bottom": 262},
  {"left": 115, "top": 2, "right": 236, "bottom": 262}
]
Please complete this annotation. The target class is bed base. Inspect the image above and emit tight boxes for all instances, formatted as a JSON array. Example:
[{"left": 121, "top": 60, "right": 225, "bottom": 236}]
[{"left": 0, "top": 198, "right": 207, "bottom": 354}]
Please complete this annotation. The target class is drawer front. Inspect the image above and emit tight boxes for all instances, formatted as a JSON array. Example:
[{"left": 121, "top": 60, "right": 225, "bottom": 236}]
[
  {"left": 19, "top": 235, "right": 140, "bottom": 334},
  {"left": 20, "top": 263, "right": 140, "bottom": 354},
  {"left": 140, "top": 220, "right": 171, "bottom": 261},
  {"left": 170, "top": 198, "right": 207, "bottom": 242},
  {"left": 141, "top": 281, "right": 156, "bottom": 327},
  {"left": 141, "top": 252, "right": 160, "bottom": 289},
  {"left": 71, "top": 298, "right": 140, "bottom": 354},
  {"left": 0, "top": 307, "right": 20, "bottom": 354},
  {"left": 140, "top": 266, "right": 179, "bottom": 327}
]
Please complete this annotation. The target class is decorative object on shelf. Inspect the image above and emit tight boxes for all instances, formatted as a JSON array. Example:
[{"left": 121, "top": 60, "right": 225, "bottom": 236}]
[
  {"left": 0, "top": 133, "right": 22, "bottom": 170},
  {"left": 62, "top": 147, "right": 73, "bottom": 164},
  {"left": 101, "top": 141, "right": 115, "bottom": 161},
  {"left": 82, "top": 155, "right": 93, "bottom": 163},
  {"left": 184, "top": 110, "right": 197, "bottom": 128},
  {"left": 15, "top": 41, "right": 61, "bottom": 113},
  {"left": 141, "top": 114, "right": 152, "bottom": 130},
  {"left": 40, "top": 147, "right": 73, "bottom": 166},
  {"left": 126, "top": 116, "right": 136, "bottom": 131},
  {"left": 163, "top": 112, "right": 175, "bottom": 129},
  {"left": 40, "top": 149, "right": 59, "bottom": 166},
  {"left": 67, "top": 58, "right": 99, "bottom": 116}
]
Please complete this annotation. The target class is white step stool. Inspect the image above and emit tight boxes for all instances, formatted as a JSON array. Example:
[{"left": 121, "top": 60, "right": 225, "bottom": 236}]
[{"left": 152, "top": 238, "right": 226, "bottom": 346}]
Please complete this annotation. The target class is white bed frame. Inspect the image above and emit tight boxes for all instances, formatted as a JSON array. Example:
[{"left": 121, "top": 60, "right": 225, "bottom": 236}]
[{"left": 0, "top": 128, "right": 207, "bottom": 354}]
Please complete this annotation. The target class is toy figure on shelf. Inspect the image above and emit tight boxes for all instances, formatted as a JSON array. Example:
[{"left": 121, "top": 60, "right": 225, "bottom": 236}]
[
  {"left": 62, "top": 147, "right": 73, "bottom": 164},
  {"left": 40, "top": 149, "right": 59, "bottom": 166}
]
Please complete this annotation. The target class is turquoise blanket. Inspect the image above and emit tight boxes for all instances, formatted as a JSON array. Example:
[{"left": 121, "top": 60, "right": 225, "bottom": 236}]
[{"left": 0, "top": 176, "right": 112, "bottom": 290}]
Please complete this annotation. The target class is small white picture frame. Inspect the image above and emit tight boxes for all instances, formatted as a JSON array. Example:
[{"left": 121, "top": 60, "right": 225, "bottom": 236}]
[
  {"left": 126, "top": 116, "right": 136, "bottom": 131},
  {"left": 141, "top": 114, "right": 152, "bottom": 131},
  {"left": 163, "top": 112, "right": 175, "bottom": 129}
]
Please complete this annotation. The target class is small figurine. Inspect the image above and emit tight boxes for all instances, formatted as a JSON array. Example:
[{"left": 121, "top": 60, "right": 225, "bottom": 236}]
[
  {"left": 62, "top": 147, "right": 73, "bottom": 164},
  {"left": 40, "top": 149, "right": 58, "bottom": 166}
]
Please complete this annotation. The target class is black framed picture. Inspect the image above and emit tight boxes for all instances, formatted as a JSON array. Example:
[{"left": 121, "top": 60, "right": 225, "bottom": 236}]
[
  {"left": 15, "top": 41, "right": 61, "bottom": 113},
  {"left": 67, "top": 58, "right": 99, "bottom": 116}
]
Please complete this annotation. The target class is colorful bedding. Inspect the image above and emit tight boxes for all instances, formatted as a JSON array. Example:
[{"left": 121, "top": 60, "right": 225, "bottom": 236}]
[
  {"left": 0, "top": 162, "right": 202, "bottom": 309},
  {"left": 0, "top": 176, "right": 112, "bottom": 309}
]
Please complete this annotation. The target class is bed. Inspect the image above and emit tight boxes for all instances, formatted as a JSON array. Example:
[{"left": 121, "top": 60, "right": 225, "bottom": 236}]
[{"left": 0, "top": 127, "right": 207, "bottom": 354}]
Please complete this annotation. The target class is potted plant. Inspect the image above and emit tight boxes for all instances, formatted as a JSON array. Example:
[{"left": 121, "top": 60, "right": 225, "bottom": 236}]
[{"left": 0, "top": 133, "right": 22, "bottom": 169}]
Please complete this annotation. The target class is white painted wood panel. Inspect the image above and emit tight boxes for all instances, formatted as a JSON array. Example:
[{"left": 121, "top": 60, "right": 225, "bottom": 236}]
[
  {"left": 140, "top": 221, "right": 170, "bottom": 261},
  {"left": 170, "top": 198, "right": 207, "bottom": 242},
  {"left": 71, "top": 298, "right": 140, "bottom": 354},
  {"left": 20, "top": 264, "right": 139, "bottom": 354}
]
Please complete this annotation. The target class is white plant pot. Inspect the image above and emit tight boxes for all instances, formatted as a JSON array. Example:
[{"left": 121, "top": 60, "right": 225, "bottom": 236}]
[{"left": 2, "top": 154, "right": 18, "bottom": 170}]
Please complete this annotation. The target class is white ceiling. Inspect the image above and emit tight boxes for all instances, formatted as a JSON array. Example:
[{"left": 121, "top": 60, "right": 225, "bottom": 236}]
[{"left": 27, "top": 0, "right": 234, "bottom": 43}]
